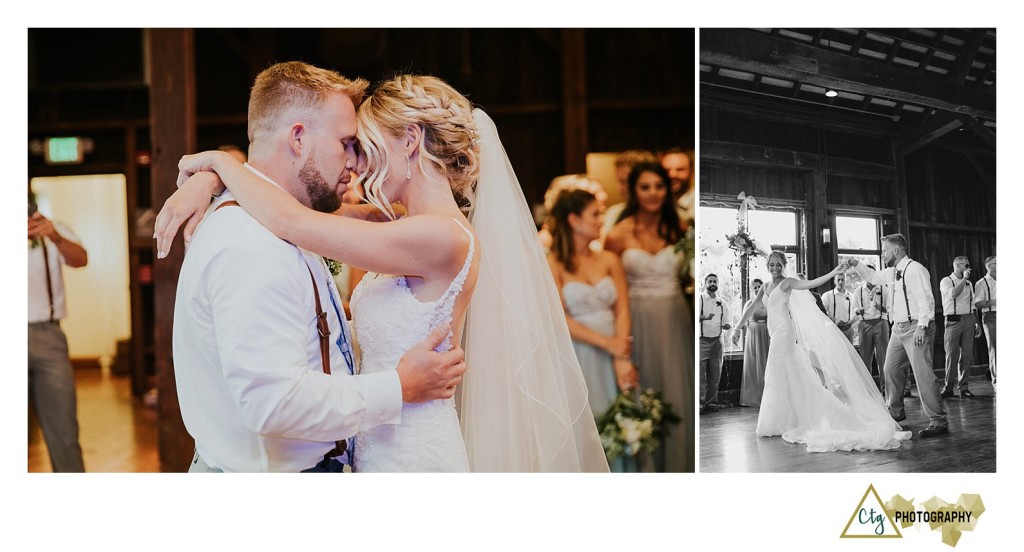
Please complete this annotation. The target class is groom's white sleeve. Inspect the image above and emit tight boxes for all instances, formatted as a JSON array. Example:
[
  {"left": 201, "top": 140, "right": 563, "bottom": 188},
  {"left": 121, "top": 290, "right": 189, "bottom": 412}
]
[
  {"left": 208, "top": 240, "right": 402, "bottom": 442},
  {"left": 910, "top": 263, "right": 935, "bottom": 327},
  {"left": 853, "top": 262, "right": 894, "bottom": 287}
]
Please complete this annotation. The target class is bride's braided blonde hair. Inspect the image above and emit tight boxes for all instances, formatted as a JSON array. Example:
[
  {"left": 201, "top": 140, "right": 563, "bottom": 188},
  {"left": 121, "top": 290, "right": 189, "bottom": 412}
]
[{"left": 356, "top": 75, "right": 480, "bottom": 219}]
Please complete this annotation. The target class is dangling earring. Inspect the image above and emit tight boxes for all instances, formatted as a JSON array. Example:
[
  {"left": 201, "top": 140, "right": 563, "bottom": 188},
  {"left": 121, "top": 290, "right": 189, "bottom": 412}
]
[{"left": 406, "top": 153, "right": 412, "bottom": 180}]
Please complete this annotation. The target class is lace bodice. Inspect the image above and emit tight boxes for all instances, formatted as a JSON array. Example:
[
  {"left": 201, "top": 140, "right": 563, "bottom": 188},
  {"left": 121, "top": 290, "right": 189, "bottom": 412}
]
[
  {"left": 763, "top": 284, "right": 793, "bottom": 339},
  {"left": 563, "top": 276, "right": 617, "bottom": 321},
  {"left": 348, "top": 218, "right": 474, "bottom": 472},
  {"left": 621, "top": 247, "right": 682, "bottom": 298}
]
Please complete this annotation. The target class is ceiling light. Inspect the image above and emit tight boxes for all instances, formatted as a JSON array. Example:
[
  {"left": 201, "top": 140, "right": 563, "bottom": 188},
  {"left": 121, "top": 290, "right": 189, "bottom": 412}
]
[{"left": 825, "top": 89, "right": 838, "bottom": 98}]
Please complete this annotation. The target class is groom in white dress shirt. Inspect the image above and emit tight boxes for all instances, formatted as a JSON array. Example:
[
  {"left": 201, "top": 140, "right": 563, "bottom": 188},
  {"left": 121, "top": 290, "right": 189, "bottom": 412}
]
[
  {"left": 173, "top": 62, "right": 467, "bottom": 472},
  {"left": 849, "top": 234, "right": 948, "bottom": 438}
]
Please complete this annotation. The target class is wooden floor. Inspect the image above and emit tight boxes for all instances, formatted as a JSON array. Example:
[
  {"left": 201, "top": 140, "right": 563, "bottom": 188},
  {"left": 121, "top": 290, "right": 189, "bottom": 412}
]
[
  {"left": 699, "top": 375, "right": 996, "bottom": 473},
  {"left": 28, "top": 368, "right": 159, "bottom": 473}
]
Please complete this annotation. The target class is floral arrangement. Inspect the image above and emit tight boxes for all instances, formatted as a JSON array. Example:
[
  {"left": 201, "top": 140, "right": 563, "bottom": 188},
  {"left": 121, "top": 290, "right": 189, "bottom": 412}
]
[
  {"left": 324, "top": 257, "right": 343, "bottom": 276},
  {"left": 596, "top": 388, "right": 681, "bottom": 461},
  {"left": 725, "top": 230, "right": 767, "bottom": 259},
  {"left": 675, "top": 226, "right": 695, "bottom": 281}
]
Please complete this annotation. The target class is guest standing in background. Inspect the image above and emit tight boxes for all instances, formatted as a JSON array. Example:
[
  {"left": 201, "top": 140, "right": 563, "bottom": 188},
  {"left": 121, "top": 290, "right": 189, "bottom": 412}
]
[
  {"left": 735, "top": 278, "right": 770, "bottom": 407},
  {"left": 698, "top": 273, "right": 733, "bottom": 414},
  {"left": 661, "top": 147, "right": 695, "bottom": 223},
  {"left": 28, "top": 195, "right": 88, "bottom": 472},
  {"left": 538, "top": 174, "right": 607, "bottom": 254},
  {"left": 547, "top": 188, "right": 639, "bottom": 471},
  {"left": 823, "top": 272, "right": 856, "bottom": 344},
  {"left": 940, "top": 256, "right": 978, "bottom": 399},
  {"left": 601, "top": 150, "right": 657, "bottom": 246},
  {"left": 854, "top": 267, "right": 891, "bottom": 395},
  {"left": 605, "top": 162, "right": 693, "bottom": 472},
  {"left": 974, "top": 255, "right": 997, "bottom": 391}
]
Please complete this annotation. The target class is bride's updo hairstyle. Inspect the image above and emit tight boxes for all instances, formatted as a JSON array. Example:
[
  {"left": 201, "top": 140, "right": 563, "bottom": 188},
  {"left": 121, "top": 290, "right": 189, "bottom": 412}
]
[
  {"left": 356, "top": 74, "right": 480, "bottom": 219},
  {"left": 767, "top": 250, "right": 788, "bottom": 268}
]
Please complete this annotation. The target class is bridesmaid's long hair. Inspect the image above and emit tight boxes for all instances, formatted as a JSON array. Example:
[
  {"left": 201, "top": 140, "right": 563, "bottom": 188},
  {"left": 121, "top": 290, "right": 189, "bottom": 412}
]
[
  {"left": 550, "top": 188, "right": 597, "bottom": 274},
  {"left": 616, "top": 162, "right": 684, "bottom": 245}
]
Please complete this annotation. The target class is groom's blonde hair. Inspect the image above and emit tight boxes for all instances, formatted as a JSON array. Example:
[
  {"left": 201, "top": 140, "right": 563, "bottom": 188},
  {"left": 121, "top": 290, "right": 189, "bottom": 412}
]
[{"left": 247, "top": 61, "right": 369, "bottom": 142}]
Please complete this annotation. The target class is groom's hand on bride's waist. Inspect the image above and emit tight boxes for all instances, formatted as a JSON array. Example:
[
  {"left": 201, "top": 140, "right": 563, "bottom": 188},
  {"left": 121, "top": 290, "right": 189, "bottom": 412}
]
[{"left": 396, "top": 324, "right": 467, "bottom": 403}]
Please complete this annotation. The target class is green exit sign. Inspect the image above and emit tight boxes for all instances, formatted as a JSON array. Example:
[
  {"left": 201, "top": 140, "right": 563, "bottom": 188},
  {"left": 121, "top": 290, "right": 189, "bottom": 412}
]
[{"left": 45, "top": 137, "right": 83, "bottom": 164}]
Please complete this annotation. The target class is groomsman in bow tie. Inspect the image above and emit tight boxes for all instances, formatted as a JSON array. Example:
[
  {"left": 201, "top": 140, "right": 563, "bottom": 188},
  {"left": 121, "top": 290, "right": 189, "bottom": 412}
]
[
  {"left": 974, "top": 255, "right": 997, "bottom": 391},
  {"left": 854, "top": 267, "right": 890, "bottom": 393},
  {"left": 823, "top": 272, "right": 856, "bottom": 344},
  {"left": 699, "top": 273, "right": 733, "bottom": 413},
  {"left": 940, "top": 256, "right": 979, "bottom": 399},
  {"left": 850, "top": 234, "right": 948, "bottom": 438}
]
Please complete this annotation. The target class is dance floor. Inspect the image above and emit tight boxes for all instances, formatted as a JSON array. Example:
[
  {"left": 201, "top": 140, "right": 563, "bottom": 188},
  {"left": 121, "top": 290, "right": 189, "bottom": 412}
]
[
  {"left": 699, "top": 375, "right": 997, "bottom": 473},
  {"left": 28, "top": 368, "right": 159, "bottom": 473}
]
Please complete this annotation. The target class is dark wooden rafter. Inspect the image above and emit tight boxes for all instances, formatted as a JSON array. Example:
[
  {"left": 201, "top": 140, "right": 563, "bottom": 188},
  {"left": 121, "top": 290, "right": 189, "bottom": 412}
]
[
  {"left": 700, "top": 29, "right": 996, "bottom": 119},
  {"left": 813, "top": 28, "right": 826, "bottom": 47},
  {"left": 851, "top": 30, "right": 868, "bottom": 56},
  {"left": 952, "top": 113, "right": 996, "bottom": 149},
  {"left": 897, "top": 111, "right": 963, "bottom": 155},
  {"left": 974, "top": 65, "right": 994, "bottom": 88},
  {"left": 560, "top": 29, "right": 588, "bottom": 174},
  {"left": 701, "top": 140, "right": 895, "bottom": 179},
  {"left": 752, "top": 73, "right": 764, "bottom": 91},
  {"left": 962, "top": 152, "right": 996, "bottom": 195},
  {"left": 949, "top": 29, "right": 987, "bottom": 85},
  {"left": 885, "top": 32, "right": 905, "bottom": 65}
]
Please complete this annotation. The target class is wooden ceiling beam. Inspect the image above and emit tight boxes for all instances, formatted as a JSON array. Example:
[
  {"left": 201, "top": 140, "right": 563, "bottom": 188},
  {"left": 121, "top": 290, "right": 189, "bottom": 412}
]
[
  {"left": 897, "top": 111, "right": 963, "bottom": 155},
  {"left": 948, "top": 29, "right": 987, "bottom": 85},
  {"left": 701, "top": 29, "right": 996, "bottom": 119},
  {"left": 953, "top": 113, "right": 996, "bottom": 149}
]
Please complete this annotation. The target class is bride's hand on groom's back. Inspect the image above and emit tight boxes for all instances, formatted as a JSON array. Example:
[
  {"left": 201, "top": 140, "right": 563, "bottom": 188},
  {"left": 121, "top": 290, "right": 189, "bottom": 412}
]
[
  {"left": 155, "top": 171, "right": 224, "bottom": 259},
  {"left": 396, "top": 324, "right": 467, "bottom": 403}
]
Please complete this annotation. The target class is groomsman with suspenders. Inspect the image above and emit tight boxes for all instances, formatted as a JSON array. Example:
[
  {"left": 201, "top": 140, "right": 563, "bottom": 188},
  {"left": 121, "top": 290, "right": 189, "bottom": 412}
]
[
  {"left": 699, "top": 274, "right": 733, "bottom": 413},
  {"left": 939, "top": 256, "right": 979, "bottom": 399},
  {"left": 850, "top": 234, "right": 948, "bottom": 438},
  {"left": 823, "top": 272, "right": 856, "bottom": 343},
  {"left": 854, "top": 266, "right": 890, "bottom": 394},
  {"left": 974, "top": 256, "right": 997, "bottom": 390}
]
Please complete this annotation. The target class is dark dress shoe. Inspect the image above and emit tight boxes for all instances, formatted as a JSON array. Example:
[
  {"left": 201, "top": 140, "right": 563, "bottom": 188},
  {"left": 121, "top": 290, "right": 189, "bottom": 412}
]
[
  {"left": 960, "top": 390, "right": 976, "bottom": 398},
  {"left": 892, "top": 413, "right": 906, "bottom": 423},
  {"left": 940, "top": 390, "right": 954, "bottom": 398},
  {"left": 918, "top": 426, "right": 949, "bottom": 438}
]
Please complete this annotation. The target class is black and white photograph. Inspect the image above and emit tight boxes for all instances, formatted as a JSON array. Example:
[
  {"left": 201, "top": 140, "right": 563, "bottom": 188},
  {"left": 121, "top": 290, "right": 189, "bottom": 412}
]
[{"left": 697, "top": 28, "right": 996, "bottom": 473}]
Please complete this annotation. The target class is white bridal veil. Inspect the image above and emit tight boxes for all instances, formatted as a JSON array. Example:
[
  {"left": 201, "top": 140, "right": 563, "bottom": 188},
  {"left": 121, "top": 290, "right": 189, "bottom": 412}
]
[{"left": 460, "top": 109, "right": 609, "bottom": 472}]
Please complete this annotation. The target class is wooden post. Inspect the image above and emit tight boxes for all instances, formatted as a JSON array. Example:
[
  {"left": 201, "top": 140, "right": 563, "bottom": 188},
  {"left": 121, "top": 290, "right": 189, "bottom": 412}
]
[
  {"left": 892, "top": 143, "right": 911, "bottom": 242},
  {"left": 561, "top": 29, "right": 588, "bottom": 174},
  {"left": 146, "top": 28, "right": 196, "bottom": 473}
]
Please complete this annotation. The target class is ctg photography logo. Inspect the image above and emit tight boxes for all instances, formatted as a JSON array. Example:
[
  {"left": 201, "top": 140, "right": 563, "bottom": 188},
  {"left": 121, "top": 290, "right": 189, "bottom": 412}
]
[{"left": 840, "top": 484, "right": 985, "bottom": 547}]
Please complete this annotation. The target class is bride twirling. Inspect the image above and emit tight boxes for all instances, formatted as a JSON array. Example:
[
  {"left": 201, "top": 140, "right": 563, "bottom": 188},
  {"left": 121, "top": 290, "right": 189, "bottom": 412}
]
[{"left": 741, "top": 251, "right": 911, "bottom": 452}]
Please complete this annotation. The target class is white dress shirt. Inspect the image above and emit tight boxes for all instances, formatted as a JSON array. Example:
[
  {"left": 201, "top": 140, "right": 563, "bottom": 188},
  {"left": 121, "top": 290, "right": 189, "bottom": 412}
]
[
  {"left": 677, "top": 187, "right": 695, "bottom": 221},
  {"left": 699, "top": 291, "right": 729, "bottom": 338},
  {"left": 939, "top": 273, "right": 975, "bottom": 316},
  {"left": 822, "top": 288, "right": 855, "bottom": 324},
  {"left": 855, "top": 284, "right": 889, "bottom": 321},
  {"left": 173, "top": 169, "right": 402, "bottom": 472},
  {"left": 854, "top": 257, "right": 934, "bottom": 328},
  {"left": 28, "top": 221, "right": 80, "bottom": 323},
  {"left": 974, "top": 274, "right": 996, "bottom": 313}
]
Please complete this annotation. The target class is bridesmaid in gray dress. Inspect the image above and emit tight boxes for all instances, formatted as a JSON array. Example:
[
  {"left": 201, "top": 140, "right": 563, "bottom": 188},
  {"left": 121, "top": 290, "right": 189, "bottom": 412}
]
[
  {"left": 737, "top": 278, "right": 771, "bottom": 406},
  {"left": 605, "top": 162, "right": 694, "bottom": 473},
  {"left": 547, "top": 188, "right": 639, "bottom": 471}
]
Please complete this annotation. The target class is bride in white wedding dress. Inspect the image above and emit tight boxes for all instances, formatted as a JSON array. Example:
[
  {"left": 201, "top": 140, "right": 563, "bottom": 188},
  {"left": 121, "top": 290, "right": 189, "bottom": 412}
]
[
  {"left": 157, "top": 74, "right": 608, "bottom": 472},
  {"left": 753, "top": 251, "right": 911, "bottom": 452}
]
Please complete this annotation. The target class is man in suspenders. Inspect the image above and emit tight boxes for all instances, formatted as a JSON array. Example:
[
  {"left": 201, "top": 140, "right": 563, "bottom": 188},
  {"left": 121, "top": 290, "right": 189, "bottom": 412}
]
[
  {"left": 823, "top": 272, "right": 856, "bottom": 344},
  {"left": 854, "top": 267, "right": 890, "bottom": 394},
  {"left": 699, "top": 273, "right": 732, "bottom": 413},
  {"left": 974, "top": 256, "right": 997, "bottom": 391},
  {"left": 939, "top": 256, "right": 979, "bottom": 399},
  {"left": 849, "top": 234, "right": 948, "bottom": 438}
]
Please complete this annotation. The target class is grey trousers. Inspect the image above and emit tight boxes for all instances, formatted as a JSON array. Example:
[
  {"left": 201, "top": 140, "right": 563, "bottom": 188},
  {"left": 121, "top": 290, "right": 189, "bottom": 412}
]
[
  {"left": 859, "top": 318, "right": 889, "bottom": 392},
  {"left": 942, "top": 313, "right": 976, "bottom": 392},
  {"left": 28, "top": 322, "right": 85, "bottom": 472},
  {"left": 982, "top": 312, "right": 996, "bottom": 386},
  {"left": 699, "top": 336, "right": 723, "bottom": 405},
  {"left": 189, "top": 449, "right": 224, "bottom": 473},
  {"left": 884, "top": 320, "right": 947, "bottom": 428}
]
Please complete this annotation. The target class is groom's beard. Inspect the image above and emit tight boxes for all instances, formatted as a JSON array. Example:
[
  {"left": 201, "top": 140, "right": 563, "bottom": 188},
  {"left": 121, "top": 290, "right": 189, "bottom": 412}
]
[
  {"left": 707, "top": 284, "right": 718, "bottom": 293},
  {"left": 300, "top": 153, "right": 343, "bottom": 214}
]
